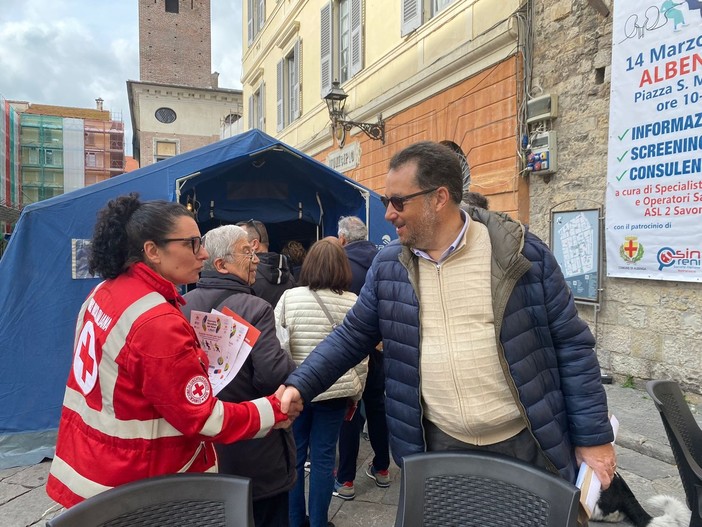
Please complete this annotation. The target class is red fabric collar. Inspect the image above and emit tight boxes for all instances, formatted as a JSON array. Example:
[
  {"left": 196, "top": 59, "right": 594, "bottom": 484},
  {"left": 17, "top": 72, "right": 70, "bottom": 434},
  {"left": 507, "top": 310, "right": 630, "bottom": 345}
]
[{"left": 128, "top": 262, "right": 186, "bottom": 306}]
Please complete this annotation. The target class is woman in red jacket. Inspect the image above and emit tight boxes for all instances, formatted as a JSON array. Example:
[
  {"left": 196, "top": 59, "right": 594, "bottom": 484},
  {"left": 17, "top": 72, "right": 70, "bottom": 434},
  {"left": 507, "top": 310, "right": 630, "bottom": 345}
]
[{"left": 47, "top": 194, "right": 297, "bottom": 508}]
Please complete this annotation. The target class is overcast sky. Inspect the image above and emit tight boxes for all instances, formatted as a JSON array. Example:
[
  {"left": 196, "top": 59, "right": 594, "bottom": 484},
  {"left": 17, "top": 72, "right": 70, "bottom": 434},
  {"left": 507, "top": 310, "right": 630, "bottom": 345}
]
[{"left": 0, "top": 0, "right": 243, "bottom": 156}]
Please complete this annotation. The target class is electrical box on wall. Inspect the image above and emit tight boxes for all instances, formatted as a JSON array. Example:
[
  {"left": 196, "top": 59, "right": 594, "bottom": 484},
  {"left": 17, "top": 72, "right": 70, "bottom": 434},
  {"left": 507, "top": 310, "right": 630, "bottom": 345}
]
[
  {"left": 527, "top": 131, "right": 557, "bottom": 175},
  {"left": 526, "top": 94, "right": 558, "bottom": 124}
]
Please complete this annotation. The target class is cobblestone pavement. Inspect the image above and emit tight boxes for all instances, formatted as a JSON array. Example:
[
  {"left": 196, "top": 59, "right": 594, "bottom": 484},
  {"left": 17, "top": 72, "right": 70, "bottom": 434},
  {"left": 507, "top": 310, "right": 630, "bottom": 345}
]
[{"left": 1, "top": 383, "right": 698, "bottom": 527}]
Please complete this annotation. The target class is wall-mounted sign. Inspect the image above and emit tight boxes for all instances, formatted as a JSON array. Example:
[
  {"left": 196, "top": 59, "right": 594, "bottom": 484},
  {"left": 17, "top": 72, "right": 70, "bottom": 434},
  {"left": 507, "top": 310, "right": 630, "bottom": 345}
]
[
  {"left": 550, "top": 209, "right": 601, "bottom": 303},
  {"left": 326, "top": 142, "right": 361, "bottom": 173},
  {"left": 605, "top": 2, "right": 702, "bottom": 282}
]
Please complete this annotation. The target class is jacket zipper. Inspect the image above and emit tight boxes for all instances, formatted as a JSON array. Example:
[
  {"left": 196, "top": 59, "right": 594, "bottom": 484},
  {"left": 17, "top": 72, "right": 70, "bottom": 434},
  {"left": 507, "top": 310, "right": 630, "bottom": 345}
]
[{"left": 180, "top": 441, "right": 206, "bottom": 472}]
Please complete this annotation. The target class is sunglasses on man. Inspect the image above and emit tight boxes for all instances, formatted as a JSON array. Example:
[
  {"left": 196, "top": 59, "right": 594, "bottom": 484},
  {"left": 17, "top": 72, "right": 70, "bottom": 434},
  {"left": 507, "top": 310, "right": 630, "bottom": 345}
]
[{"left": 380, "top": 187, "right": 438, "bottom": 212}]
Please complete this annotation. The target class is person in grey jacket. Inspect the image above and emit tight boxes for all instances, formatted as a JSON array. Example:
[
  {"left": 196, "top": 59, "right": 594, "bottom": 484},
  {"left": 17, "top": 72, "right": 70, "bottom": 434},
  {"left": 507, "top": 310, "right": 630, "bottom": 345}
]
[
  {"left": 182, "top": 224, "right": 297, "bottom": 527},
  {"left": 280, "top": 141, "right": 617, "bottom": 499}
]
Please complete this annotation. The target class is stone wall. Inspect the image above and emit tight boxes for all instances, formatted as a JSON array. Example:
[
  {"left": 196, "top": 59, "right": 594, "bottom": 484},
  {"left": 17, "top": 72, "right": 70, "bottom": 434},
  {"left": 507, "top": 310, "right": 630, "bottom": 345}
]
[
  {"left": 529, "top": 0, "right": 702, "bottom": 393},
  {"left": 139, "top": 0, "right": 212, "bottom": 88}
]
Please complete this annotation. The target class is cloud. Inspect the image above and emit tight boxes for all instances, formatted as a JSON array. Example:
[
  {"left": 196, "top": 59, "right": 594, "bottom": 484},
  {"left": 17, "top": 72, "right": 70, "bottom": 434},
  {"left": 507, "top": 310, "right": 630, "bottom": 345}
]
[
  {"left": 212, "top": 0, "right": 243, "bottom": 89},
  {"left": 0, "top": 1, "right": 242, "bottom": 157},
  {"left": 0, "top": 4, "right": 139, "bottom": 153}
]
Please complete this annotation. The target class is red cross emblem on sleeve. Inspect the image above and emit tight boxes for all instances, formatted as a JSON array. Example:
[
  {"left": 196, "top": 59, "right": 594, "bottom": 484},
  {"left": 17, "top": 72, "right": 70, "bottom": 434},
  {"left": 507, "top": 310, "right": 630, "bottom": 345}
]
[{"left": 185, "top": 375, "right": 210, "bottom": 405}]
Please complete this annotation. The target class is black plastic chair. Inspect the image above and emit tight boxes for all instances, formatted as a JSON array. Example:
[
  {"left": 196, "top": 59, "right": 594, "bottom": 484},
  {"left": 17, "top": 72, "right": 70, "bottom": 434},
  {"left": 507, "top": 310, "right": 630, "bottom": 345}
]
[
  {"left": 46, "top": 473, "right": 254, "bottom": 527},
  {"left": 646, "top": 379, "right": 702, "bottom": 527},
  {"left": 394, "top": 451, "right": 580, "bottom": 527}
]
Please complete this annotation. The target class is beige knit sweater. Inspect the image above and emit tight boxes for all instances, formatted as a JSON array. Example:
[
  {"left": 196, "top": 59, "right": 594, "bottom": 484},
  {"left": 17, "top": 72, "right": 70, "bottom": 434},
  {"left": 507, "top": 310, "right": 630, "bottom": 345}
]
[{"left": 418, "top": 220, "right": 524, "bottom": 445}]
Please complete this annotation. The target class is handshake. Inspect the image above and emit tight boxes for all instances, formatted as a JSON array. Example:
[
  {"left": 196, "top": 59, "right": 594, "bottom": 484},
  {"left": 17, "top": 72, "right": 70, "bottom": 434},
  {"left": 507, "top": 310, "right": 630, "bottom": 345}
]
[{"left": 271, "top": 385, "right": 305, "bottom": 430}]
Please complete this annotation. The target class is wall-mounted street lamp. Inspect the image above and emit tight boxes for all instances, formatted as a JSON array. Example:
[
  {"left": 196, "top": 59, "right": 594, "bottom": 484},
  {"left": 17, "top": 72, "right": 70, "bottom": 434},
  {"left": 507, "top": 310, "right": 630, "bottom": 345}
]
[{"left": 323, "top": 81, "right": 385, "bottom": 147}]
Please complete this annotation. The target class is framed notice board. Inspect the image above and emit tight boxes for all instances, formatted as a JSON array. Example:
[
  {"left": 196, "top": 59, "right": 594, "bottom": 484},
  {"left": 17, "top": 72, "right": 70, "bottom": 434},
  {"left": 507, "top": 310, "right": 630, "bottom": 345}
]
[{"left": 549, "top": 208, "right": 601, "bottom": 304}]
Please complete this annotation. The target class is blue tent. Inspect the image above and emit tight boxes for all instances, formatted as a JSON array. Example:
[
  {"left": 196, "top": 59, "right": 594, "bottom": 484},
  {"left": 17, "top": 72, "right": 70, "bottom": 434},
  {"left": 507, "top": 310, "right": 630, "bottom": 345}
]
[{"left": 0, "top": 129, "right": 395, "bottom": 469}]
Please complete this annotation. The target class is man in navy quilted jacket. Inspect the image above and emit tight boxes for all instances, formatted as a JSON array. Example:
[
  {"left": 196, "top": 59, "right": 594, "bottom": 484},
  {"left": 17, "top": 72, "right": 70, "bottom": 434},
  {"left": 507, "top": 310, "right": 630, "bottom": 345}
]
[{"left": 281, "top": 141, "right": 616, "bottom": 492}]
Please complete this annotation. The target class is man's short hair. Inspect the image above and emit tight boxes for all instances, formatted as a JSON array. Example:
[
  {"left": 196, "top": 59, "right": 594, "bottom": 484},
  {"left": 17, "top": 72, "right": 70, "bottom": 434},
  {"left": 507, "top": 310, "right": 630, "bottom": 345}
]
[
  {"left": 236, "top": 219, "right": 269, "bottom": 246},
  {"left": 388, "top": 141, "right": 463, "bottom": 204},
  {"left": 202, "top": 225, "right": 249, "bottom": 271},
  {"left": 337, "top": 216, "right": 367, "bottom": 243}
]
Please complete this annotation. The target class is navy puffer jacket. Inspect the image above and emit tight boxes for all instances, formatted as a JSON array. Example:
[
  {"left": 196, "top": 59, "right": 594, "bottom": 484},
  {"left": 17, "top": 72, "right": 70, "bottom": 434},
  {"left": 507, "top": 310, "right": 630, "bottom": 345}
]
[{"left": 286, "top": 207, "right": 613, "bottom": 483}]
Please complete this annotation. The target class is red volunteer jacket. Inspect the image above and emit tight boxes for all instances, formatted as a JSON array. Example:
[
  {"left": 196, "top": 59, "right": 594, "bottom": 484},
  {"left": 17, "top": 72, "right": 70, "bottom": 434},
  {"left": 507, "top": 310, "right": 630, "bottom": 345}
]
[{"left": 47, "top": 263, "right": 286, "bottom": 508}]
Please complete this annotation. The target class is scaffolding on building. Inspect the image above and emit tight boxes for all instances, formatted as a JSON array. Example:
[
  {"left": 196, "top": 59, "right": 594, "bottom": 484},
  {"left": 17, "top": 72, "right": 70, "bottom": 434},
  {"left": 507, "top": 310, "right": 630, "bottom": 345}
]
[{"left": 18, "top": 105, "right": 125, "bottom": 207}]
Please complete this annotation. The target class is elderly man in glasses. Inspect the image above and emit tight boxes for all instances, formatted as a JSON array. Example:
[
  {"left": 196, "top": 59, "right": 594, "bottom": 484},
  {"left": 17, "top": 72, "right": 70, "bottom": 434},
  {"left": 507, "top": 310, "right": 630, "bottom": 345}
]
[
  {"left": 182, "top": 225, "right": 297, "bottom": 527},
  {"left": 281, "top": 141, "right": 616, "bottom": 506},
  {"left": 237, "top": 219, "right": 296, "bottom": 307}
]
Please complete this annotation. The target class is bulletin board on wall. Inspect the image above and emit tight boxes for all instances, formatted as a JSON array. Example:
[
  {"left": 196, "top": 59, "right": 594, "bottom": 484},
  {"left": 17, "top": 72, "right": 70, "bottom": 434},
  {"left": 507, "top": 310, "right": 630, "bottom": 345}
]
[{"left": 549, "top": 208, "right": 602, "bottom": 304}]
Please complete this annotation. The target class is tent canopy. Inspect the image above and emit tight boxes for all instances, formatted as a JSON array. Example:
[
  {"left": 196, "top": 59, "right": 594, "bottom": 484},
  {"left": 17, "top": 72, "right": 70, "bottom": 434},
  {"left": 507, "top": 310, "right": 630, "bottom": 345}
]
[{"left": 0, "top": 129, "right": 395, "bottom": 469}]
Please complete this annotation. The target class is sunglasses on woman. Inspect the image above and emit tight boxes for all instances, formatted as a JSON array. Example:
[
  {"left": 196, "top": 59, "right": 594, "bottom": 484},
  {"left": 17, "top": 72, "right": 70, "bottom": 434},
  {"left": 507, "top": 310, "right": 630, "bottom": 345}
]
[{"left": 380, "top": 187, "right": 438, "bottom": 212}]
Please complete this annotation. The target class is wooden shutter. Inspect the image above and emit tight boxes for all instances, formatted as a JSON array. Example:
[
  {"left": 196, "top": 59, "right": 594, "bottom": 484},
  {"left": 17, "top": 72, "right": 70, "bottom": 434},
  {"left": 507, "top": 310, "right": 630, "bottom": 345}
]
[
  {"left": 350, "top": 0, "right": 363, "bottom": 77},
  {"left": 248, "top": 94, "right": 254, "bottom": 129},
  {"left": 293, "top": 39, "right": 301, "bottom": 120},
  {"left": 320, "top": 2, "right": 333, "bottom": 98},
  {"left": 276, "top": 59, "right": 284, "bottom": 131},
  {"left": 247, "top": 0, "right": 254, "bottom": 44},
  {"left": 259, "top": 82, "right": 266, "bottom": 131},
  {"left": 258, "top": 0, "right": 265, "bottom": 32},
  {"left": 401, "top": 0, "right": 422, "bottom": 36}
]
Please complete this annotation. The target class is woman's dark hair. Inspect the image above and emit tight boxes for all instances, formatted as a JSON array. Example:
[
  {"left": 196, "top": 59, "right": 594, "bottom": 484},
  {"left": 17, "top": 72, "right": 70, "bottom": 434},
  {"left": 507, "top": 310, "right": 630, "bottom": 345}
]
[
  {"left": 298, "top": 239, "right": 351, "bottom": 295},
  {"left": 89, "top": 193, "right": 193, "bottom": 279}
]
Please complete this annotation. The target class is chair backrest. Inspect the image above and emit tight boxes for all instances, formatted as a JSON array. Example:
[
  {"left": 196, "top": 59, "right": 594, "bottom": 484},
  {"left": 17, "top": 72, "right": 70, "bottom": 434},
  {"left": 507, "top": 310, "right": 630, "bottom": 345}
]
[
  {"left": 46, "top": 473, "right": 253, "bottom": 527},
  {"left": 394, "top": 451, "right": 580, "bottom": 527},
  {"left": 646, "top": 379, "right": 702, "bottom": 522}
]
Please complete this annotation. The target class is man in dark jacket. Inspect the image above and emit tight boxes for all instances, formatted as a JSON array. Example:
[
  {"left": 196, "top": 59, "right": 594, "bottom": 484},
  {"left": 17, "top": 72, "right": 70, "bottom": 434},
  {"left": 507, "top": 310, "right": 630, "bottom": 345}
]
[
  {"left": 237, "top": 219, "right": 295, "bottom": 307},
  {"left": 333, "top": 217, "right": 390, "bottom": 500},
  {"left": 183, "top": 224, "right": 297, "bottom": 527},
  {"left": 281, "top": 141, "right": 617, "bottom": 496}
]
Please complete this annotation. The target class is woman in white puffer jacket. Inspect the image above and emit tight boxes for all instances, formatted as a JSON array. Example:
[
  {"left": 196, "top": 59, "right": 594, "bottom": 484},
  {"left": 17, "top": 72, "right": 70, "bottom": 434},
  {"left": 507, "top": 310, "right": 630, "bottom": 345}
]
[{"left": 275, "top": 238, "right": 368, "bottom": 527}]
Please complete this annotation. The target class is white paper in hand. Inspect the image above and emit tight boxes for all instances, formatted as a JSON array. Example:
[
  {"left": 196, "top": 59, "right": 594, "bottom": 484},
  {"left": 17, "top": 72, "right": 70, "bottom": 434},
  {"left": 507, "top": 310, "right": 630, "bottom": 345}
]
[{"left": 575, "top": 414, "right": 620, "bottom": 517}]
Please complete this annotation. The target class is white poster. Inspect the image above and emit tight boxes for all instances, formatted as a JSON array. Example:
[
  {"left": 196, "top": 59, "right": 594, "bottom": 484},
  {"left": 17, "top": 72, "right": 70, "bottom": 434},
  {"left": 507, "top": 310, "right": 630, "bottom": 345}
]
[{"left": 606, "top": 1, "right": 702, "bottom": 282}]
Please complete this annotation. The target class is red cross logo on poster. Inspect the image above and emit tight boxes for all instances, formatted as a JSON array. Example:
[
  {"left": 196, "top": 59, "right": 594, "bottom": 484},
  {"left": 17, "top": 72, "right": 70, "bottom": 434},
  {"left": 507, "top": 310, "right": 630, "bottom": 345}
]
[
  {"left": 73, "top": 321, "right": 98, "bottom": 394},
  {"left": 186, "top": 375, "right": 210, "bottom": 405}
]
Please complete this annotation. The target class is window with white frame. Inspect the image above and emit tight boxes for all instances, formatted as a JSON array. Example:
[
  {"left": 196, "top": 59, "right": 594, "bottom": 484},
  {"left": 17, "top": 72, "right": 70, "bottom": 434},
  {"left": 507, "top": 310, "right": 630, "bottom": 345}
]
[
  {"left": 401, "top": 0, "right": 455, "bottom": 36},
  {"left": 247, "top": 0, "right": 266, "bottom": 44},
  {"left": 248, "top": 83, "right": 266, "bottom": 131},
  {"left": 320, "top": 0, "right": 363, "bottom": 97},
  {"left": 277, "top": 40, "right": 302, "bottom": 131}
]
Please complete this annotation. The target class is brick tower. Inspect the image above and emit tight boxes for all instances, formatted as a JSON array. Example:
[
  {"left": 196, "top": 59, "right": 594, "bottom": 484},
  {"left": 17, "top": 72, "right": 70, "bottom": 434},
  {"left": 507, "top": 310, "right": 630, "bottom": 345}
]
[{"left": 138, "top": 0, "right": 213, "bottom": 88}]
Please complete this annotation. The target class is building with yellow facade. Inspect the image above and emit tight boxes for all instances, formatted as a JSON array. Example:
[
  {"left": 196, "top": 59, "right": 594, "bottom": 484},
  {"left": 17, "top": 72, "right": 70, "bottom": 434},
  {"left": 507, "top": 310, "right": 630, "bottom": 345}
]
[{"left": 242, "top": 0, "right": 530, "bottom": 220}]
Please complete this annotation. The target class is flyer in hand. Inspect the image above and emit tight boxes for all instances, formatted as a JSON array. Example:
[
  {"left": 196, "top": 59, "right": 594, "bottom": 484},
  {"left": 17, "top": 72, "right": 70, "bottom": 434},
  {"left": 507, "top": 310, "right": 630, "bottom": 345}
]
[{"left": 190, "top": 308, "right": 260, "bottom": 395}]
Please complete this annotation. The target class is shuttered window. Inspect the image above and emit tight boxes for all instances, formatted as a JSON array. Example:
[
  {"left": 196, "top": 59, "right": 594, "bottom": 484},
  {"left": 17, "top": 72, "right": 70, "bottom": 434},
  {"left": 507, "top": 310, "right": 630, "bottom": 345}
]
[
  {"left": 401, "top": 0, "right": 455, "bottom": 36},
  {"left": 249, "top": 85, "right": 266, "bottom": 132},
  {"left": 320, "top": 0, "right": 364, "bottom": 96},
  {"left": 247, "top": 0, "right": 266, "bottom": 44},
  {"left": 277, "top": 39, "right": 303, "bottom": 131}
]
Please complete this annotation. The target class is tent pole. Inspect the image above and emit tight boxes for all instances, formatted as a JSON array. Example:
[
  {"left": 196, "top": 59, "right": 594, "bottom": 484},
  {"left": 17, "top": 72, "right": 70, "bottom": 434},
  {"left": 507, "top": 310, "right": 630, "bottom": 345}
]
[
  {"left": 316, "top": 192, "right": 324, "bottom": 240},
  {"left": 342, "top": 180, "right": 372, "bottom": 240},
  {"left": 174, "top": 171, "right": 201, "bottom": 203}
]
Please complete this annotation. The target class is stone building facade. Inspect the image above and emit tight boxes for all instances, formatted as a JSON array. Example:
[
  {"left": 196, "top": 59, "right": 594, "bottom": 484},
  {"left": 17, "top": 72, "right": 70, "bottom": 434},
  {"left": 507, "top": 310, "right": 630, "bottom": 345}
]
[
  {"left": 529, "top": 0, "right": 702, "bottom": 394},
  {"left": 128, "top": 0, "right": 243, "bottom": 167}
]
